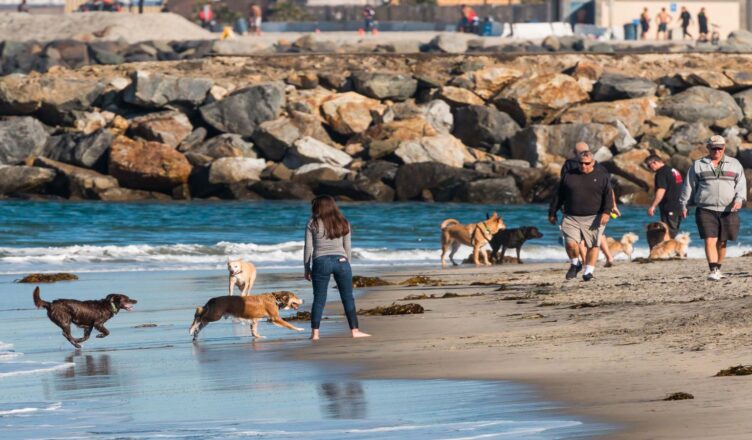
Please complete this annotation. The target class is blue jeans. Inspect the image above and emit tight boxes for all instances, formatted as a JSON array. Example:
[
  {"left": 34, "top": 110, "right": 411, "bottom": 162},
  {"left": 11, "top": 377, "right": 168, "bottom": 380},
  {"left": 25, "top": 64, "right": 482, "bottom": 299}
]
[{"left": 310, "top": 255, "right": 358, "bottom": 330}]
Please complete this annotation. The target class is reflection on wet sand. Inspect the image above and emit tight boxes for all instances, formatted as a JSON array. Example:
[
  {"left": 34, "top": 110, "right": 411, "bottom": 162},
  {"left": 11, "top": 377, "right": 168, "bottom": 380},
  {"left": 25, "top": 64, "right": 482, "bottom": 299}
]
[
  {"left": 319, "top": 382, "right": 367, "bottom": 419},
  {"left": 50, "top": 353, "right": 124, "bottom": 393}
]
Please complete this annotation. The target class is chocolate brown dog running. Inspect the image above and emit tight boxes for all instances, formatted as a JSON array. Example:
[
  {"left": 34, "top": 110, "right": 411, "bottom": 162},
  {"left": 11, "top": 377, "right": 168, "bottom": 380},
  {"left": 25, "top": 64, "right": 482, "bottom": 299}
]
[
  {"left": 33, "top": 287, "right": 137, "bottom": 349},
  {"left": 189, "top": 291, "right": 304, "bottom": 340},
  {"left": 440, "top": 213, "right": 505, "bottom": 266}
]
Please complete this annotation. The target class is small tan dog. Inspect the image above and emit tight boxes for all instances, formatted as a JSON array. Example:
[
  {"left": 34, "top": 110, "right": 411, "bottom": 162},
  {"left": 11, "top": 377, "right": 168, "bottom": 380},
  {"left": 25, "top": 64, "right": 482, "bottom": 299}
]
[
  {"left": 227, "top": 258, "right": 257, "bottom": 296},
  {"left": 605, "top": 232, "right": 639, "bottom": 261},
  {"left": 189, "top": 291, "right": 304, "bottom": 340},
  {"left": 649, "top": 233, "right": 691, "bottom": 260},
  {"left": 646, "top": 222, "right": 670, "bottom": 250},
  {"left": 440, "top": 213, "right": 505, "bottom": 267}
]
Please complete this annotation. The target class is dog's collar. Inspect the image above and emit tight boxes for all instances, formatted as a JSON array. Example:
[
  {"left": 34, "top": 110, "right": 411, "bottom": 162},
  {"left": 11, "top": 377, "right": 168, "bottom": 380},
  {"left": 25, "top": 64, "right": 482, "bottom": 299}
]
[
  {"left": 473, "top": 221, "right": 494, "bottom": 243},
  {"left": 110, "top": 301, "right": 119, "bottom": 314},
  {"left": 230, "top": 269, "right": 242, "bottom": 276}
]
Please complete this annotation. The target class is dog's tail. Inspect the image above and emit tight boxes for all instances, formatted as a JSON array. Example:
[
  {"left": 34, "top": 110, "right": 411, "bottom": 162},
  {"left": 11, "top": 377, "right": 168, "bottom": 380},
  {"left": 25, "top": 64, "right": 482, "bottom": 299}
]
[
  {"left": 33, "top": 287, "right": 50, "bottom": 309},
  {"left": 441, "top": 219, "right": 460, "bottom": 230}
]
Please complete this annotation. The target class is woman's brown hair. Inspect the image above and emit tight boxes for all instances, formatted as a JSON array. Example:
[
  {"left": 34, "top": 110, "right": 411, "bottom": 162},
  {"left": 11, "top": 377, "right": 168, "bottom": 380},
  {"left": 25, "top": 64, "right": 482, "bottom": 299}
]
[{"left": 311, "top": 195, "right": 350, "bottom": 239}]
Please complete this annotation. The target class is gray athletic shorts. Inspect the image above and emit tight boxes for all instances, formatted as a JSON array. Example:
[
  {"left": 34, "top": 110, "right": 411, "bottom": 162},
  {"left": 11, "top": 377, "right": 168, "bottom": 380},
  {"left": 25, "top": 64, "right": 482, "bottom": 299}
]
[{"left": 561, "top": 215, "right": 603, "bottom": 248}]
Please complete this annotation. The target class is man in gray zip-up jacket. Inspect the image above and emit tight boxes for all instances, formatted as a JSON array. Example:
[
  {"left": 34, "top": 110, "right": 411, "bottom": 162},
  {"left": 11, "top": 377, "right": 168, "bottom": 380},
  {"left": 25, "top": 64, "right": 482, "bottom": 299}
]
[{"left": 679, "top": 135, "right": 747, "bottom": 281}]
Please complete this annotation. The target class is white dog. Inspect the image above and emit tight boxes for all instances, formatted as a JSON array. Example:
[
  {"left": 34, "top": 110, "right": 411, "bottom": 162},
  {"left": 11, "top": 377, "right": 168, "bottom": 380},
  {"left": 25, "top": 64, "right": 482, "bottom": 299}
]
[{"left": 227, "top": 259, "right": 257, "bottom": 296}]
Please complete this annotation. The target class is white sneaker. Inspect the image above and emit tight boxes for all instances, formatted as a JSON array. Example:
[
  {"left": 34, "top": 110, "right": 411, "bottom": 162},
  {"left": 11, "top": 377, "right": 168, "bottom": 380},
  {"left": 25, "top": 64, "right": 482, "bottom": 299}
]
[
  {"left": 717, "top": 270, "right": 725, "bottom": 279},
  {"left": 707, "top": 269, "right": 722, "bottom": 281}
]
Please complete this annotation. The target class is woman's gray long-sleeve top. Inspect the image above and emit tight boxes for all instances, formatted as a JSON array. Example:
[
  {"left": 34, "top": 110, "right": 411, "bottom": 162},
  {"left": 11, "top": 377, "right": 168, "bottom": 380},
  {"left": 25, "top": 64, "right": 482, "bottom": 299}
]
[{"left": 304, "top": 219, "right": 351, "bottom": 273}]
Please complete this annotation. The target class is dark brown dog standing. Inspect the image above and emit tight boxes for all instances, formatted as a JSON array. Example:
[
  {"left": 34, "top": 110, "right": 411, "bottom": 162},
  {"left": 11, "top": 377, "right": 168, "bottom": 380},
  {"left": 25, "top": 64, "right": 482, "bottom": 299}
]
[
  {"left": 489, "top": 226, "right": 544, "bottom": 264},
  {"left": 33, "top": 287, "right": 137, "bottom": 349},
  {"left": 646, "top": 222, "right": 671, "bottom": 250}
]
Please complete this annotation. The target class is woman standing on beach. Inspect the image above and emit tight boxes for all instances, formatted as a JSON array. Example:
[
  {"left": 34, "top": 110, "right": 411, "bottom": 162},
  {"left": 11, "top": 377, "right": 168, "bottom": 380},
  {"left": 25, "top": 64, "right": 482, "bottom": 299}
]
[{"left": 304, "top": 196, "right": 370, "bottom": 341}]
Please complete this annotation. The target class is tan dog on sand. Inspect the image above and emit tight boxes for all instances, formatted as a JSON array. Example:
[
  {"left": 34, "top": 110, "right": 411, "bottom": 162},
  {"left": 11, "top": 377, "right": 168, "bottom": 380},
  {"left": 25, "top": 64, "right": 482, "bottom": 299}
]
[
  {"left": 228, "top": 258, "right": 257, "bottom": 296},
  {"left": 649, "top": 233, "right": 691, "bottom": 260},
  {"left": 440, "top": 213, "right": 505, "bottom": 267},
  {"left": 189, "top": 292, "right": 304, "bottom": 340},
  {"left": 606, "top": 233, "right": 639, "bottom": 261}
]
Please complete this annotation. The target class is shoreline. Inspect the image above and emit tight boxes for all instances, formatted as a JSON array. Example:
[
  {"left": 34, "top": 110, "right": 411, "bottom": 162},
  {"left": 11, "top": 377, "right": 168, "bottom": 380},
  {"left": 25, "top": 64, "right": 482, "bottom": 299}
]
[{"left": 290, "top": 257, "right": 752, "bottom": 439}]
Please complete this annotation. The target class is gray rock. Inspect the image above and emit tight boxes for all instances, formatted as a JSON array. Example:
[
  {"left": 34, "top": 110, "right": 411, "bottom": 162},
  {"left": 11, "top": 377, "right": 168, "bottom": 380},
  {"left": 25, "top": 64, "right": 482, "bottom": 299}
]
[
  {"left": 394, "top": 162, "right": 486, "bottom": 201},
  {"left": 592, "top": 73, "right": 657, "bottom": 101},
  {"left": 429, "top": 35, "right": 467, "bottom": 54},
  {"left": 88, "top": 41, "right": 127, "bottom": 65},
  {"left": 315, "top": 178, "right": 395, "bottom": 202},
  {"left": 123, "top": 71, "right": 213, "bottom": 108},
  {"left": 424, "top": 99, "right": 453, "bottom": 133},
  {"left": 44, "top": 40, "right": 89, "bottom": 70},
  {"left": 394, "top": 135, "right": 470, "bottom": 168},
  {"left": 283, "top": 137, "right": 351, "bottom": 169},
  {"left": 657, "top": 86, "right": 742, "bottom": 128},
  {"left": 98, "top": 187, "right": 172, "bottom": 202},
  {"left": 182, "top": 134, "right": 257, "bottom": 166},
  {"left": 0, "top": 117, "right": 49, "bottom": 165},
  {"left": 200, "top": 82, "right": 285, "bottom": 136},
  {"left": 292, "top": 163, "right": 350, "bottom": 185},
  {"left": 128, "top": 111, "right": 193, "bottom": 148},
  {"left": 178, "top": 127, "right": 208, "bottom": 151},
  {"left": 509, "top": 123, "right": 619, "bottom": 167},
  {"left": 43, "top": 129, "right": 113, "bottom": 171},
  {"left": 208, "top": 157, "right": 266, "bottom": 185},
  {"left": 733, "top": 88, "right": 752, "bottom": 121},
  {"left": 253, "top": 112, "right": 333, "bottom": 162},
  {"left": 360, "top": 160, "right": 399, "bottom": 185},
  {"left": 33, "top": 156, "right": 118, "bottom": 199},
  {"left": 248, "top": 180, "right": 315, "bottom": 200},
  {"left": 351, "top": 71, "right": 418, "bottom": 101},
  {"left": 452, "top": 105, "right": 520, "bottom": 150},
  {"left": 1, "top": 41, "right": 41, "bottom": 74},
  {"left": 0, "top": 165, "right": 56, "bottom": 195},
  {"left": 454, "top": 177, "right": 523, "bottom": 204},
  {"left": 727, "top": 30, "right": 752, "bottom": 47},
  {"left": 541, "top": 36, "right": 560, "bottom": 51},
  {"left": 593, "top": 146, "right": 613, "bottom": 163}
]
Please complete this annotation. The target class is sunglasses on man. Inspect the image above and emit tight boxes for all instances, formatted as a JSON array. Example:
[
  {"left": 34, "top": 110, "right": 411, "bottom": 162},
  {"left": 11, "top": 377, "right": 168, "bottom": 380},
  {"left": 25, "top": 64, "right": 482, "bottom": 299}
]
[{"left": 578, "top": 161, "right": 594, "bottom": 167}]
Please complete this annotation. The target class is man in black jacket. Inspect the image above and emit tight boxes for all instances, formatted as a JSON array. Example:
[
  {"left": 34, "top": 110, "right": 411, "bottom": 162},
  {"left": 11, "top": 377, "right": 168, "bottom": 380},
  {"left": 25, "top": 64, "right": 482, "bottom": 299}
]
[
  {"left": 549, "top": 150, "right": 614, "bottom": 281},
  {"left": 645, "top": 155, "right": 683, "bottom": 237}
]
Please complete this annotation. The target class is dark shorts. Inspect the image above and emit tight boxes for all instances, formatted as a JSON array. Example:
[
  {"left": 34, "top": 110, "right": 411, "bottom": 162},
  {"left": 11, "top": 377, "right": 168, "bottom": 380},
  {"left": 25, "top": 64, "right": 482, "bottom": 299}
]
[
  {"left": 641, "top": 20, "right": 649, "bottom": 33},
  {"left": 658, "top": 23, "right": 667, "bottom": 32},
  {"left": 695, "top": 208, "right": 740, "bottom": 241},
  {"left": 660, "top": 209, "right": 682, "bottom": 238}
]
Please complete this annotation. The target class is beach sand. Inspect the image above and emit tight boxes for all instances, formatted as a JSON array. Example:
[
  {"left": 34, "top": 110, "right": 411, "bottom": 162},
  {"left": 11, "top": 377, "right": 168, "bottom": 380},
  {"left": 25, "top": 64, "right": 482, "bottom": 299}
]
[{"left": 294, "top": 256, "right": 752, "bottom": 439}]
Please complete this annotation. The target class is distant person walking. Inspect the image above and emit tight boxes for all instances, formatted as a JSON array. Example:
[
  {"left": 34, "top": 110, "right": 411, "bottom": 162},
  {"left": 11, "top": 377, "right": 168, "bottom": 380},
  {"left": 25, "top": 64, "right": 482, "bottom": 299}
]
[
  {"left": 677, "top": 7, "right": 692, "bottom": 40},
  {"left": 304, "top": 196, "right": 370, "bottom": 341},
  {"left": 459, "top": 4, "right": 478, "bottom": 33},
  {"left": 363, "top": 5, "right": 376, "bottom": 34},
  {"left": 249, "top": 3, "right": 262, "bottom": 36},
  {"left": 17, "top": 0, "right": 29, "bottom": 12},
  {"left": 645, "top": 155, "right": 684, "bottom": 238},
  {"left": 656, "top": 8, "right": 672, "bottom": 40},
  {"left": 199, "top": 4, "right": 214, "bottom": 30},
  {"left": 679, "top": 136, "right": 747, "bottom": 281},
  {"left": 640, "top": 8, "right": 650, "bottom": 39},
  {"left": 549, "top": 150, "right": 614, "bottom": 281},
  {"left": 698, "top": 7, "right": 709, "bottom": 41}
]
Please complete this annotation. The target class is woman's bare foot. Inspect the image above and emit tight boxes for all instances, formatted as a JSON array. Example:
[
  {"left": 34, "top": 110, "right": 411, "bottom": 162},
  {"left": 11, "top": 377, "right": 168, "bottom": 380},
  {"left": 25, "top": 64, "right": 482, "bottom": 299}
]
[
  {"left": 310, "top": 329, "right": 320, "bottom": 340},
  {"left": 351, "top": 329, "right": 371, "bottom": 338}
]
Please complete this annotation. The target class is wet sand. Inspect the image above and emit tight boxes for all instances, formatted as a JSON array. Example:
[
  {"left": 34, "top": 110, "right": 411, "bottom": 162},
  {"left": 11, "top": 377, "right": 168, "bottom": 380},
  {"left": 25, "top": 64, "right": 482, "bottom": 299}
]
[{"left": 294, "top": 256, "right": 752, "bottom": 439}]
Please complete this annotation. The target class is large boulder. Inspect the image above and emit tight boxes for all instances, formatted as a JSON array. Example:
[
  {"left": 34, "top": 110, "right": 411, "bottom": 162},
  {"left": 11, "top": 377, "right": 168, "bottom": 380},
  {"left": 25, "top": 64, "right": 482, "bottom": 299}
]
[
  {"left": 320, "top": 92, "right": 386, "bottom": 136},
  {"left": 558, "top": 97, "right": 656, "bottom": 137},
  {"left": 360, "top": 160, "right": 399, "bottom": 185},
  {"left": 1, "top": 41, "right": 42, "bottom": 75},
  {"left": 0, "top": 165, "right": 56, "bottom": 196},
  {"left": 0, "top": 75, "right": 104, "bottom": 125},
  {"left": 128, "top": 111, "right": 193, "bottom": 148},
  {"left": 200, "top": 82, "right": 285, "bottom": 136},
  {"left": 423, "top": 99, "right": 453, "bottom": 133},
  {"left": 604, "top": 149, "right": 654, "bottom": 191},
  {"left": 0, "top": 117, "right": 49, "bottom": 165},
  {"left": 452, "top": 105, "right": 520, "bottom": 150},
  {"left": 394, "top": 134, "right": 472, "bottom": 168},
  {"left": 33, "top": 156, "right": 118, "bottom": 199},
  {"left": 208, "top": 157, "right": 266, "bottom": 185},
  {"left": 253, "top": 112, "right": 334, "bottom": 161},
  {"left": 249, "top": 180, "right": 315, "bottom": 200},
  {"left": 727, "top": 30, "right": 752, "bottom": 47},
  {"left": 283, "top": 136, "right": 352, "bottom": 169},
  {"left": 509, "top": 123, "right": 620, "bottom": 167},
  {"left": 738, "top": 144, "right": 752, "bottom": 168},
  {"left": 668, "top": 122, "right": 713, "bottom": 154},
  {"left": 661, "top": 71, "right": 735, "bottom": 91},
  {"left": 733, "top": 88, "right": 752, "bottom": 121},
  {"left": 493, "top": 73, "right": 588, "bottom": 125},
  {"left": 108, "top": 136, "right": 192, "bottom": 193},
  {"left": 592, "top": 73, "right": 657, "bottom": 101},
  {"left": 292, "top": 163, "right": 351, "bottom": 185},
  {"left": 429, "top": 35, "right": 467, "bottom": 53},
  {"left": 43, "top": 40, "right": 89, "bottom": 70},
  {"left": 315, "top": 177, "right": 395, "bottom": 202},
  {"left": 351, "top": 71, "right": 418, "bottom": 101},
  {"left": 472, "top": 67, "right": 523, "bottom": 99},
  {"left": 569, "top": 59, "right": 604, "bottom": 92},
  {"left": 656, "top": 86, "right": 742, "bottom": 128},
  {"left": 181, "top": 134, "right": 257, "bottom": 166},
  {"left": 437, "top": 86, "right": 484, "bottom": 107},
  {"left": 453, "top": 177, "right": 523, "bottom": 204},
  {"left": 43, "top": 129, "right": 113, "bottom": 171},
  {"left": 364, "top": 117, "right": 438, "bottom": 159},
  {"left": 394, "top": 162, "right": 486, "bottom": 201},
  {"left": 123, "top": 71, "right": 213, "bottom": 108}
]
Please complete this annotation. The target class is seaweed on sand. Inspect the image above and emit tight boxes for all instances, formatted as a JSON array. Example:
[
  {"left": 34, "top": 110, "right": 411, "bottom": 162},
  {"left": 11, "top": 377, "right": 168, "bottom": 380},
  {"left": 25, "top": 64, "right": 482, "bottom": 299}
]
[
  {"left": 715, "top": 365, "right": 752, "bottom": 376},
  {"left": 400, "top": 276, "right": 443, "bottom": 286},
  {"left": 287, "top": 311, "right": 314, "bottom": 321},
  {"left": 663, "top": 392, "right": 694, "bottom": 401},
  {"left": 352, "top": 276, "right": 392, "bottom": 288},
  {"left": 16, "top": 273, "right": 79, "bottom": 283},
  {"left": 358, "top": 303, "right": 424, "bottom": 315},
  {"left": 401, "top": 292, "right": 484, "bottom": 300}
]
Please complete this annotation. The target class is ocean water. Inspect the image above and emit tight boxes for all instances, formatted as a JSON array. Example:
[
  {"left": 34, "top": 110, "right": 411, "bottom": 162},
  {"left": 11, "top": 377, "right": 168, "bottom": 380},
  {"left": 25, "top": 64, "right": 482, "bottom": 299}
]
[{"left": 0, "top": 200, "right": 749, "bottom": 274}]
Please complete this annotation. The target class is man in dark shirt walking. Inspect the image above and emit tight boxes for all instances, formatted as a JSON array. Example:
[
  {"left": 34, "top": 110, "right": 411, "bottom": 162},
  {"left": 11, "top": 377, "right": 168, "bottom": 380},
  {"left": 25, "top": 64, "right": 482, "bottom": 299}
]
[
  {"left": 549, "top": 150, "right": 614, "bottom": 281},
  {"left": 677, "top": 7, "right": 692, "bottom": 40},
  {"left": 646, "top": 155, "right": 684, "bottom": 237}
]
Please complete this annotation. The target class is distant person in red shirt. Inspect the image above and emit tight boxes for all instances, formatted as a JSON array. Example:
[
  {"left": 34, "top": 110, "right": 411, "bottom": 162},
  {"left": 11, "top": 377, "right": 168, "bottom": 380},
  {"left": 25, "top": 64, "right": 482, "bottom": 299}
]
[
  {"left": 199, "top": 5, "right": 214, "bottom": 30},
  {"left": 645, "top": 155, "right": 684, "bottom": 238}
]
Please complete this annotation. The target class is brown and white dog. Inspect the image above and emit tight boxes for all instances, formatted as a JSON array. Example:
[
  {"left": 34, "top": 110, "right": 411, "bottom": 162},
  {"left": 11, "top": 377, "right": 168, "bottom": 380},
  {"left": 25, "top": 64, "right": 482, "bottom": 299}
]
[
  {"left": 649, "top": 233, "right": 691, "bottom": 260},
  {"left": 646, "top": 222, "right": 671, "bottom": 250},
  {"left": 440, "top": 213, "right": 505, "bottom": 267},
  {"left": 227, "top": 258, "right": 257, "bottom": 296},
  {"left": 605, "top": 232, "right": 639, "bottom": 261},
  {"left": 189, "top": 291, "right": 304, "bottom": 340}
]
